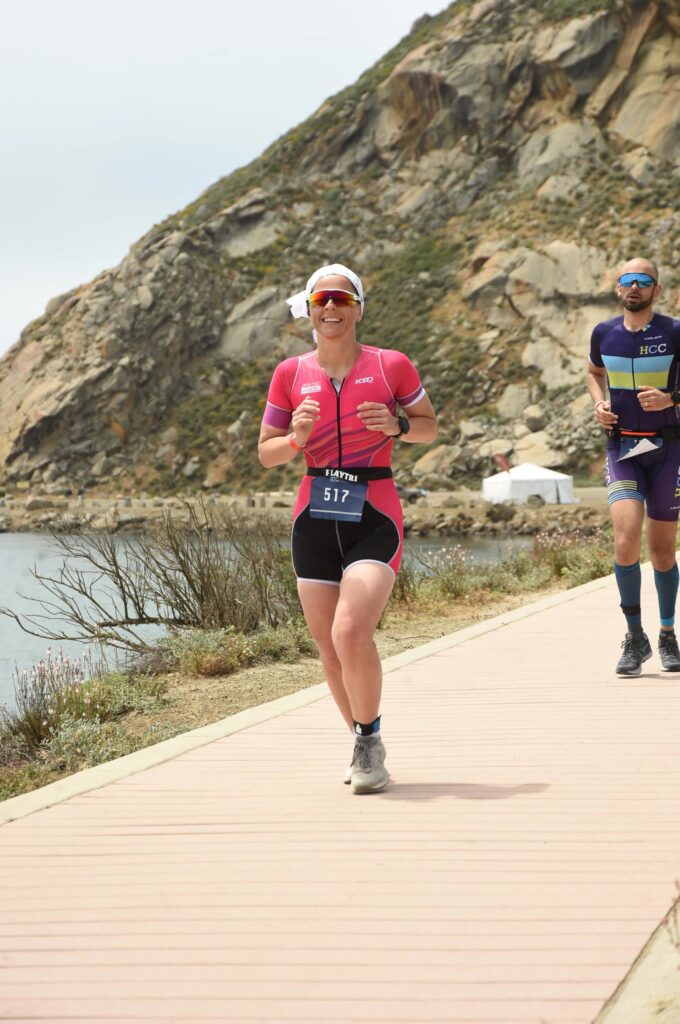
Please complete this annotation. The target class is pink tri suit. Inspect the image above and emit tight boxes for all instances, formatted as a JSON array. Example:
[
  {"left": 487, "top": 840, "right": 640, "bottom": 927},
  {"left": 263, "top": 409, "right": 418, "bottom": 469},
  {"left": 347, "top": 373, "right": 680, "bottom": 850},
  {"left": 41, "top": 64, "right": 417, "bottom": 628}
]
[{"left": 262, "top": 344, "right": 426, "bottom": 584}]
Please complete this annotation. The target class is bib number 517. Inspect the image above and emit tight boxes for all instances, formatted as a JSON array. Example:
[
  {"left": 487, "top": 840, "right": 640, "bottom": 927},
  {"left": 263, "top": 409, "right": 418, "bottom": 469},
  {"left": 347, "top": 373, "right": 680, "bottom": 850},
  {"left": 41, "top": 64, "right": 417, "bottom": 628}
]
[
  {"left": 324, "top": 487, "right": 350, "bottom": 503},
  {"left": 309, "top": 475, "right": 367, "bottom": 522}
]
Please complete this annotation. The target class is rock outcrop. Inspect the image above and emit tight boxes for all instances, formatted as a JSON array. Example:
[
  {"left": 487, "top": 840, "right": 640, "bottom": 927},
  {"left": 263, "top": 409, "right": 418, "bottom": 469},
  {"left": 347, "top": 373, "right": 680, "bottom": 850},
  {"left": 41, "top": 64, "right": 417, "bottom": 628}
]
[{"left": 1, "top": 0, "right": 680, "bottom": 494}]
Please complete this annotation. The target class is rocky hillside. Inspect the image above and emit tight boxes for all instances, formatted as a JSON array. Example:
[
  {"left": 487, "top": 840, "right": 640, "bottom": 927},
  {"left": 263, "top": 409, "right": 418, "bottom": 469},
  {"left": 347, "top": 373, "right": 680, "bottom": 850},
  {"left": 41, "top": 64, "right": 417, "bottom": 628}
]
[{"left": 2, "top": 0, "right": 679, "bottom": 496}]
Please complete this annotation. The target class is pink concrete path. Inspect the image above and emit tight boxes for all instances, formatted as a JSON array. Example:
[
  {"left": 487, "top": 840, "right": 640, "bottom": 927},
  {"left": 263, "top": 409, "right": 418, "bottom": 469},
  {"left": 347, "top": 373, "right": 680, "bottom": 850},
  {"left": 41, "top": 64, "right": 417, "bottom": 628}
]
[{"left": 2, "top": 567, "right": 680, "bottom": 1023}]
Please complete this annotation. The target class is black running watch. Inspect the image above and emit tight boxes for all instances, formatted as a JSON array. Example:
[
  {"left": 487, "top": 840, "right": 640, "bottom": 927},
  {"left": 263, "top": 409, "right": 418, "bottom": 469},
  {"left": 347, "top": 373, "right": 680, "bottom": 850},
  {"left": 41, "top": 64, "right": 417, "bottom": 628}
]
[
  {"left": 671, "top": 390, "right": 680, "bottom": 406},
  {"left": 394, "top": 415, "right": 411, "bottom": 438}
]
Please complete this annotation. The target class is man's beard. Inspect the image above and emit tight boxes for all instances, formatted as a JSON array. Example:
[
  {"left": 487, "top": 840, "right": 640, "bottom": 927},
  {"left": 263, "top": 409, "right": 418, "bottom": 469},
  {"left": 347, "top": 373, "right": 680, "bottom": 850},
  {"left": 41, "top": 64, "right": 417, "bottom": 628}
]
[{"left": 624, "top": 294, "right": 654, "bottom": 312}]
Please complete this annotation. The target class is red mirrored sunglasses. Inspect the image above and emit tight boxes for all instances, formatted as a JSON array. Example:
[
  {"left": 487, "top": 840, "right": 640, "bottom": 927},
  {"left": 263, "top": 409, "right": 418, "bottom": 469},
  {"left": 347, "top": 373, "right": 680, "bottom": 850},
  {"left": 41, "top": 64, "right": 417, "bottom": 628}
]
[{"left": 308, "top": 289, "right": 361, "bottom": 308}]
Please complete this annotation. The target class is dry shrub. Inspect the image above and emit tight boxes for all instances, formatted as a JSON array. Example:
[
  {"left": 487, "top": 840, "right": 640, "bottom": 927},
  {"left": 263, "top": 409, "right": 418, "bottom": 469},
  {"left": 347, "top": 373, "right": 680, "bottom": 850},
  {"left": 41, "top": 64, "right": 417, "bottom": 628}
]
[{"left": 0, "top": 499, "right": 300, "bottom": 655}]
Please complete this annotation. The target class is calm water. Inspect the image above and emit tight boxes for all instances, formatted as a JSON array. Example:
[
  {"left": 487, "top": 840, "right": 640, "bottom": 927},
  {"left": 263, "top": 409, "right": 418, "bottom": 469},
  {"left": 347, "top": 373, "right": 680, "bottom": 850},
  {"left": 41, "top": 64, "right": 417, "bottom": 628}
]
[
  {"left": 0, "top": 531, "right": 533, "bottom": 711},
  {"left": 0, "top": 534, "right": 115, "bottom": 712},
  {"left": 406, "top": 534, "right": 533, "bottom": 566}
]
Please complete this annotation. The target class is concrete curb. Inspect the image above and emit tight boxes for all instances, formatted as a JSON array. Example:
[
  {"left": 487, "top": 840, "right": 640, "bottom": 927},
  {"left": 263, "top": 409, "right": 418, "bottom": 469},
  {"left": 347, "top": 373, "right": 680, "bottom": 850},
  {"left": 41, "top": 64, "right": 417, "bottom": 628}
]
[{"left": 0, "top": 570, "right": 616, "bottom": 826}]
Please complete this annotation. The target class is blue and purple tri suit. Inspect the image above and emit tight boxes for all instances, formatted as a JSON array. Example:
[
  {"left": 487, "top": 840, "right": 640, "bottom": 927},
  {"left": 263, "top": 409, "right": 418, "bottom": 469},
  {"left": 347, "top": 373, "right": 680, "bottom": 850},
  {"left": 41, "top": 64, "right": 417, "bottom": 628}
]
[{"left": 589, "top": 313, "right": 680, "bottom": 521}]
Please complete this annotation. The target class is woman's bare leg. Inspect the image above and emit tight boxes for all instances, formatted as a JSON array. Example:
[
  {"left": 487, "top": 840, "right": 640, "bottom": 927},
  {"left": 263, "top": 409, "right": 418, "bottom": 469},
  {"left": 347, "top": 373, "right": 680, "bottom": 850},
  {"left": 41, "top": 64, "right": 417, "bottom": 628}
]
[
  {"left": 297, "top": 580, "right": 353, "bottom": 729},
  {"left": 330, "top": 562, "right": 395, "bottom": 725}
]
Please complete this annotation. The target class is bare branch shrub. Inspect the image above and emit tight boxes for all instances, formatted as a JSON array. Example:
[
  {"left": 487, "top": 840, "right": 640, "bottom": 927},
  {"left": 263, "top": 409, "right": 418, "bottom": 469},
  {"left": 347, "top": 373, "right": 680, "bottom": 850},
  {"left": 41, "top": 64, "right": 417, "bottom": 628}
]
[{"left": 0, "top": 500, "right": 299, "bottom": 655}]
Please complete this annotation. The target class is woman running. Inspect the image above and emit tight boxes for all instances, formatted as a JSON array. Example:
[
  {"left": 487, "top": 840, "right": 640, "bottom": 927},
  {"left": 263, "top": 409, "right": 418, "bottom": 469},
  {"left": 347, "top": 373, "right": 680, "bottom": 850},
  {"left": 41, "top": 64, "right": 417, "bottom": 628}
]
[{"left": 258, "top": 263, "right": 437, "bottom": 793}]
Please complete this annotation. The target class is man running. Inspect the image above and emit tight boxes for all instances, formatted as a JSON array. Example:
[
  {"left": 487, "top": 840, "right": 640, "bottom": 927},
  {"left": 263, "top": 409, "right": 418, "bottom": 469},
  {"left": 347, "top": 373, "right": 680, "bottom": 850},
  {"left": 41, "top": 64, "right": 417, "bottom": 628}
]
[
  {"left": 587, "top": 257, "right": 680, "bottom": 675},
  {"left": 258, "top": 263, "right": 437, "bottom": 791}
]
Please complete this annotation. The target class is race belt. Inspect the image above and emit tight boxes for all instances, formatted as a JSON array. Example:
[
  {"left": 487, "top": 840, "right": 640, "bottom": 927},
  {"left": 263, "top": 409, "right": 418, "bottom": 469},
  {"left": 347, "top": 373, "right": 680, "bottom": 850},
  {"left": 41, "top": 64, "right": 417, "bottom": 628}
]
[
  {"left": 608, "top": 426, "right": 680, "bottom": 441},
  {"left": 306, "top": 467, "right": 393, "bottom": 481}
]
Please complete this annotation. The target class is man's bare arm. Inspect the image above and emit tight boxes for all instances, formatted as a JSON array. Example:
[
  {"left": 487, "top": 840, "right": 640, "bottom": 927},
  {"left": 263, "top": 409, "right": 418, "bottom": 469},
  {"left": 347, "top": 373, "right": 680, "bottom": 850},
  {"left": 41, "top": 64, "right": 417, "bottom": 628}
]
[{"left": 587, "top": 361, "right": 617, "bottom": 426}]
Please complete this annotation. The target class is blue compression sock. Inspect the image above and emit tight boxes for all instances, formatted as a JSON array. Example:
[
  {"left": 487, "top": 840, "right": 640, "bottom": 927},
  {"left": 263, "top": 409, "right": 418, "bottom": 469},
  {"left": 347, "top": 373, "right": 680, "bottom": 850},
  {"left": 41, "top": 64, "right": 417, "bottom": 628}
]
[
  {"left": 654, "top": 563, "right": 679, "bottom": 628},
  {"left": 614, "top": 561, "right": 642, "bottom": 631}
]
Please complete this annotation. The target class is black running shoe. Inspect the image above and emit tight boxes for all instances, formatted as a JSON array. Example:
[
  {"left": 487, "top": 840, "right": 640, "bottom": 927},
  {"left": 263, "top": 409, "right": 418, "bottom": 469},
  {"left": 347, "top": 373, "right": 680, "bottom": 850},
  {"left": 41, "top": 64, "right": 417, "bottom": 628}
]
[
  {"left": 658, "top": 630, "right": 680, "bottom": 671},
  {"left": 616, "top": 631, "right": 652, "bottom": 676}
]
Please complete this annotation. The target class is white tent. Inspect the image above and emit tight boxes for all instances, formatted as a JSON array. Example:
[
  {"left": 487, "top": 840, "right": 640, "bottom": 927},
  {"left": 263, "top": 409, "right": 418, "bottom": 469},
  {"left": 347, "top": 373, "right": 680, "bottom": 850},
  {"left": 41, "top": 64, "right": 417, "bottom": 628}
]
[{"left": 482, "top": 462, "right": 576, "bottom": 505}]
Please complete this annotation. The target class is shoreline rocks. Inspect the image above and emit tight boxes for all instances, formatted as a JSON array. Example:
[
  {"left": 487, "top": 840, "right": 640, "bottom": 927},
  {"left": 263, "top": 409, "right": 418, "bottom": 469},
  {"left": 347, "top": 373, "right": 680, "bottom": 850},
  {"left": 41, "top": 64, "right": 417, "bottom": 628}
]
[{"left": 0, "top": 489, "right": 610, "bottom": 538}]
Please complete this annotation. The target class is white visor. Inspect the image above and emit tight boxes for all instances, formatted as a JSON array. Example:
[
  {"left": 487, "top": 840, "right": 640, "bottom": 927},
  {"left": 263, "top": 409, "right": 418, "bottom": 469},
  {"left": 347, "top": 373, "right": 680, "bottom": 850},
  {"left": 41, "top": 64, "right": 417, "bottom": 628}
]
[{"left": 286, "top": 263, "right": 364, "bottom": 319}]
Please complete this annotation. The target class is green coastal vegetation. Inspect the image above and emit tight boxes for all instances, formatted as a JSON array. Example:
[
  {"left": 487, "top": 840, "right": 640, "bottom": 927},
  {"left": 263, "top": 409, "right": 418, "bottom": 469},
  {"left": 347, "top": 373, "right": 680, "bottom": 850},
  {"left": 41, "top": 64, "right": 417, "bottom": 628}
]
[{"left": 0, "top": 508, "right": 613, "bottom": 802}]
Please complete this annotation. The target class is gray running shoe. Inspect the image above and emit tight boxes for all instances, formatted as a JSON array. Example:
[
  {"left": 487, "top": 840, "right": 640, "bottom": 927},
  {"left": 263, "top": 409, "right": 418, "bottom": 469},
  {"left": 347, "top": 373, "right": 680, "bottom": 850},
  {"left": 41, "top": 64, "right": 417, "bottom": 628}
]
[
  {"left": 350, "top": 735, "right": 389, "bottom": 794},
  {"left": 659, "top": 630, "right": 680, "bottom": 671},
  {"left": 616, "top": 631, "right": 652, "bottom": 676},
  {"left": 343, "top": 740, "right": 359, "bottom": 784}
]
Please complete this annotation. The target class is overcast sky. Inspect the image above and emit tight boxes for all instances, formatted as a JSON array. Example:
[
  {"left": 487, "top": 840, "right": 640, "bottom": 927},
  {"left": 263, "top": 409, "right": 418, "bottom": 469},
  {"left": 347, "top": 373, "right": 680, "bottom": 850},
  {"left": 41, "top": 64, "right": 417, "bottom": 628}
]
[{"left": 0, "top": 0, "right": 445, "bottom": 354}]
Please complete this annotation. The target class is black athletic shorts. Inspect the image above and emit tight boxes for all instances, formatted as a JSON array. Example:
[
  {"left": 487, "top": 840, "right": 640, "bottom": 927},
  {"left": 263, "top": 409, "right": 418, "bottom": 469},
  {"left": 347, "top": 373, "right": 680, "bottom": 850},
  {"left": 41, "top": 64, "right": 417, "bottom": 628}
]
[{"left": 291, "top": 502, "right": 402, "bottom": 584}]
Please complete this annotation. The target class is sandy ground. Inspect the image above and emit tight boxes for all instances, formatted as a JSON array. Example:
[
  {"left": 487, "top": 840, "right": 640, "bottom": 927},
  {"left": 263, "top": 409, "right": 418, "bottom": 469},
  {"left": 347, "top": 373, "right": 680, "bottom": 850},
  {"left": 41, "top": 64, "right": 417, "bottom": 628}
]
[{"left": 596, "top": 916, "right": 680, "bottom": 1022}]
